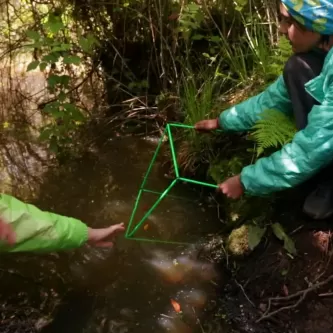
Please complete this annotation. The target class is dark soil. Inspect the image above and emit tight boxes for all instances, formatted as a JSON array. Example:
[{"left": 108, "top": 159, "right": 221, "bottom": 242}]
[{"left": 200, "top": 189, "right": 333, "bottom": 333}]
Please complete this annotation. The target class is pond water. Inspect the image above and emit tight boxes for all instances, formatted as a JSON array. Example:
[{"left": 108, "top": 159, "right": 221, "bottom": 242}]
[{"left": 0, "top": 135, "right": 224, "bottom": 333}]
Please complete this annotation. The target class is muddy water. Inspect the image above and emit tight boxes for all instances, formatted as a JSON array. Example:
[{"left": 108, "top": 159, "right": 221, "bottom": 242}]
[{"left": 0, "top": 136, "right": 224, "bottom": 333}]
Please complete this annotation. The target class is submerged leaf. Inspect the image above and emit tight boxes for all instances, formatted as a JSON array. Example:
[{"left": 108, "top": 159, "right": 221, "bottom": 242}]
[{"left": 171, "top": 299, "right": 181, "bottom": 313}]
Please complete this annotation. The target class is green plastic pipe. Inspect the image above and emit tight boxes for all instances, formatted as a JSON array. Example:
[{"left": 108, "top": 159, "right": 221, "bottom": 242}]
[
  {"left": 166, "top": 124, "right": 179, "bottom": 178},
  {"left": 179, "top": 177, "right": 218, "bottom": 189},
  {"left": 169, "top": 123, "right": 194, "bottom": 129},
  {"left": 125, "top": 236, "right": 190, "bottom": 245},
  {"left": 125, "top": 122, "right": 220, "bottom": 243},
  {"left": 126, "top": 189, "right": 144, "bottom": 238},
  {"left": 169, "top": 122, "right": 223, "bottom": 133},
  {"left": 142, "top": 189, "right": 194, "bottom": 201},
  {"left": 127, "top": 179, "right": 178, "bottom": 238}
]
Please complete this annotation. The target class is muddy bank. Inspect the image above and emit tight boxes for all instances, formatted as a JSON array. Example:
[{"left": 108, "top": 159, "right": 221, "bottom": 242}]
[{"left": 200, "top": 194, "right": 333, "bottom": 333}]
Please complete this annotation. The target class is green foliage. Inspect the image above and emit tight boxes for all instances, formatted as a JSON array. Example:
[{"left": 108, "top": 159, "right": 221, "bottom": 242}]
[
  {"left": 25, "top": 9, "right": 99, "bottom": 153},
  {"left": 272, "top": 223, "right": 297, "bottom": 256},
  {"left": 178, "top": 3, "right": 204, "bottom": 42},
  {"left": 227, "top": 222, "right": 296, "bottom": 256},
  {"left": 234, "top": 0, "right": 249, "bottom": 11},
  {"left": 16, "top": 0, "right": 283, "bottom": 156},
  {"left": 208, "top": 157, "right": 244, "bottom": 183},
  {"left": 181, "top": 75, "right": 214, "bottom": 126},
  {"left": 248, "top": 224, "right": 266, "bottom": 250},
  {"left": 251, "top": 109, "right": 297, "bottom": 156},
  {"left": 178, "top": 69, "right": 218, "bottom": 162},
  {"left": 176, "top": 66, "right": 227, "bottom": 173},
  {"left": 44, "top": 12, "right": 65, "bottom": 34},
  {"left": 267, "top": 36, "right": 293, "bottom": 79}
]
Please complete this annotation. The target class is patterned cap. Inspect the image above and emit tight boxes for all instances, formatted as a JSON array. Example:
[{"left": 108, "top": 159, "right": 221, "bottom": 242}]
[{"left": 281, "top": 0, "right": 333, "bottom": 35}]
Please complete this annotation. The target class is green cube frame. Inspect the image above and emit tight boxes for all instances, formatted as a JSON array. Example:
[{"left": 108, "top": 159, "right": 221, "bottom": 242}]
[{"left": 125, "top": 123, "right": 218, "bottom": 244}]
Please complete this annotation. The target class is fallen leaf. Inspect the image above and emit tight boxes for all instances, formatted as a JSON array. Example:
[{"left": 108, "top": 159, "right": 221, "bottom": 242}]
[
  {"left": 170, "top": 299, "right": 181, "bottom": 313},
  {"left": 144, "top": 224, "right": 149, "bottom": 231}
]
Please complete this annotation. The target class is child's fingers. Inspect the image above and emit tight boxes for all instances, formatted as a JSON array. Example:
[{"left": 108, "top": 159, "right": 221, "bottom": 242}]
[
  {"left": 218, "top": 183, "right": 227, "bottom": 194},
  {"left": 107, "top": 223, "right": 125, "bottom": 235},
  {"left": 6, "top": 227, "right": 16, "bottom": 245},
  {"left": 0, "top": 223, "right": 16, "bottom": 245}
]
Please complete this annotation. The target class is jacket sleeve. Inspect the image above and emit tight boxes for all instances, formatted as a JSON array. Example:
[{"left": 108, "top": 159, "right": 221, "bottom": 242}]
[
  {"left": 240, "top": 84, "right": 333, "bottom": 196},
  {"left": 218, "top": 75, "right": 292, "bottom": 131},
  {"left": 0, "top": 194, "right": 88, "bottom": 252}
]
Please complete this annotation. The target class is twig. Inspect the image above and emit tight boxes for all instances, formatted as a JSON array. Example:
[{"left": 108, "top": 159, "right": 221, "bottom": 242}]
[
  {"left": 235, "top": 279, "right": 255, "bottom": 307},
  {"left": 191, "top": 306, "right": 206, "bottom": 333},
  {"left": 160, "top": 313, "right": 174, "bottom": 319},
  {"left": 290, "top": 225, "right": 304, "bottom": 236},
  {"left": 257, "top": 274, "right": 333, "bottom": 322},
  {"left": 319, "top": 292, "right": 333, "bottom": 297}
]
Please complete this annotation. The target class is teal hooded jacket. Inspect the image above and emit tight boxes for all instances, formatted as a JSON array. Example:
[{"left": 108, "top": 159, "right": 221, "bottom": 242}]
[{"left": 219, "top": 47, "right": 333, "bottom": 196}]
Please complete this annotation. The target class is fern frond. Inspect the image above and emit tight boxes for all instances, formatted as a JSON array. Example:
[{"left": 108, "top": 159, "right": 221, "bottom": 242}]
[
  {"left": 267, "top": 36, "right": 292, "bottom": 78},
  {"left": 251, "top": 109, "right": 297, "bottom": 156}
]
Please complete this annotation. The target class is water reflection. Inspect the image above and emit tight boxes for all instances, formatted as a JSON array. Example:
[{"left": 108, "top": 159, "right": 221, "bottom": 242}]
[
  {"left": 146, "top": 250, "right": 217, "bottom": 284},
  {"left": 1, "top": 136, "right": 221, "bottom": 333},
  {"left": 158, "top": 316, "right": 192, "bottom": 333}
]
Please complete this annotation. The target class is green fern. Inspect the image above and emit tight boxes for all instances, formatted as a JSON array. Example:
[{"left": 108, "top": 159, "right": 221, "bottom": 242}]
[
  {"left": 267, "top": 36, "right": 292, "bottom": 79},
  {"left": 251, "top": 109, "right": 297, "bottom": 156}
]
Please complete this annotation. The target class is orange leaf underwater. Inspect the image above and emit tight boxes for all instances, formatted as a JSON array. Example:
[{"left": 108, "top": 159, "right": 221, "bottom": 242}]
[{"left": 170, "top": 299, "right": 181, "bottom": 313}]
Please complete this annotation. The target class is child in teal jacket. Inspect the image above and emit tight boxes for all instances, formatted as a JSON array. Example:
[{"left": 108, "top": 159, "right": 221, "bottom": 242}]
[
  {"left": 195, "top": 0, "right": 333, "bottom": 220},
  {"left": 0, "top": 193, "right": 124, "bottom": 251}
]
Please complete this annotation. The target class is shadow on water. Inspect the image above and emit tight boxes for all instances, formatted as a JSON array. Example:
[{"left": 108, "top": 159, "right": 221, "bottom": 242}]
[{"left": 0, "top": 136, "right": 225, "bottom": 333}]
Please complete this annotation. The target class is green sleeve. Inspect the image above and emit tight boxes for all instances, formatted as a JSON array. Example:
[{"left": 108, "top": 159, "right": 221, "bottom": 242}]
[
  {"left": 240, "top": 85, "right": 333, "bottom": 196},
  {"left": 218, "top": 75, "right": 292, "bottom": 131},
  {"left": 0, "top": 194, "right": 88, "bottom": 252}
]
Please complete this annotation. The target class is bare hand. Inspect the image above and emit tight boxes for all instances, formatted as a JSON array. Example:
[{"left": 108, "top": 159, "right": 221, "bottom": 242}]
[
  {"left": 87, "top": 223, "right": 125, "bottom": 248},
  {"left": 194, "top": 118, "right": 220, "bottom": 132},
  {"left": 218, "top": 175, "right": 244, "bottom": 199},
  {"left": 0, "top": 217, "right": 16, "bottom": 245}
]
